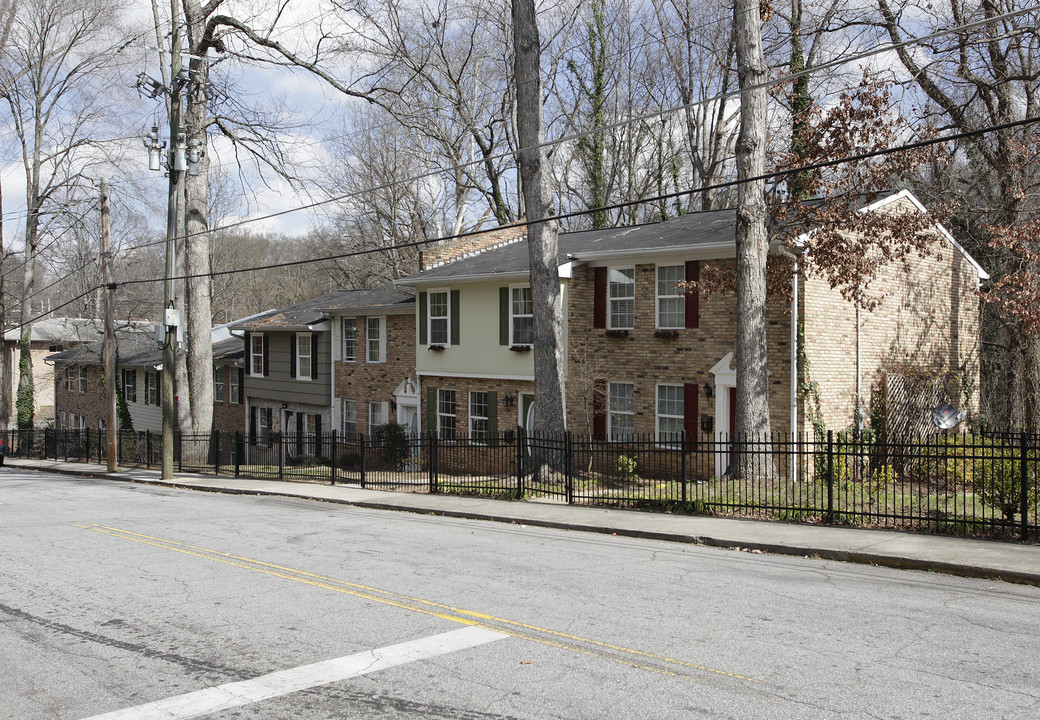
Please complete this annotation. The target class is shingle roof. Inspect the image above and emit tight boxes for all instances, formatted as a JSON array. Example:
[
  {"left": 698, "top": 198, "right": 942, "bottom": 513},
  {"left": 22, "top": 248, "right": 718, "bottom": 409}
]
[
  {"left": 399, "top": 209, "right": 738, "bottom": 283},
  {"left": 46, "top": 333, "right": 160, "bottom": 368},
  {"left": 3, "top": 318, "right": 155, "bottom": 344},
  {"left": 231, "top": 285, "right": 414, "bottom": 331}
]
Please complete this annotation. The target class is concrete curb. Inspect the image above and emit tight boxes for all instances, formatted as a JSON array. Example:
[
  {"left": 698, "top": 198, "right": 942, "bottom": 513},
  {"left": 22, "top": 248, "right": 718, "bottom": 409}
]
[{"left": 8, "top": 459, "right": 1040, "bottom": 588}]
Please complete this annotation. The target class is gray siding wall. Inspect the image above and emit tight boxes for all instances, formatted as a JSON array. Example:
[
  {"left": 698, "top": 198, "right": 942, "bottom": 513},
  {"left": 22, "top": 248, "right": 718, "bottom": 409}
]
[{"left": 243, "top": 330, "right": 332, "bottom": 409}]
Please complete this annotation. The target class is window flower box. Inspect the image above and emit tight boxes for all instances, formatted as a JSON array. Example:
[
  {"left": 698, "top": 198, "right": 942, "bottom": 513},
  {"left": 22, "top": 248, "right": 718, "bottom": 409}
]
[
  {"left": 604, "top": 329, "right": 629, "bottom": 338},
  {"left": 655, "top": 329, "right": 680, "bottom": 338},
  {"left": 509, "top": 345, "right": 531, "bottom": 353},
  {"left": 427, "top": 344, "right": 446, "bottom": 351}
]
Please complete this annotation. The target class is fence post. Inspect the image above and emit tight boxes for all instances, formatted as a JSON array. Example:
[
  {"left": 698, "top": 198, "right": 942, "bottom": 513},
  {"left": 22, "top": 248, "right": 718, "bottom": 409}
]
[
  {"left": 177, "top": 432, "right": 183, "bottom": 472},
  {"left": 278, "top": 433, "right": 284, "bottom": 479},
  {"left": 681, "top": 430, "right": 688, "bottom": 504},
  {"left": 235, "top": 432, "right": 242, "bottom": 477},
  {"left": 213, "top": 430, "right": 221, "bottom": 475},
  {"left": 330, "top": 430, "right": 338, "bottom": 485},
  {"left": 565, "top": 431, "right": 574, "bottom": 504},
  {"left": 146, "top": 430, "right": 152, "bottom": 469},
  {"left": 360, "top": 433, "right": 367, "bottom": 488},
  {"left": 428, "top": 431, "right": 438, "bottom": 493},
  {"left": 1021, "top": 431, "right": 1029, "bottom": 542},
  {"left": 516, "top": 427, "right": 524, "bottom": 497},
  {"left": 826, "top": 430, "right": 835, "bottom": 523}
]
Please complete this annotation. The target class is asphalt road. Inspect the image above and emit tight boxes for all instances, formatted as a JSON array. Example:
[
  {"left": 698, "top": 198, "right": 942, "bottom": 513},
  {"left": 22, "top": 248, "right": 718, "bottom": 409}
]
[{"left": 2, "top": 467, "right": 1039, "bottom": 719}]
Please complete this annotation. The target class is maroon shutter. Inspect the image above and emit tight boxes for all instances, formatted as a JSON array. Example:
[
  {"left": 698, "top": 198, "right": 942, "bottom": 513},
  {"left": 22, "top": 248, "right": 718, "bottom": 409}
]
[
  {"left": 685, "top": 261, "right": 700, "bottom": 329},
  {"left": 592, "top": 379, "right": 607, "bottom": 440},
  {"left": 593, "top": 267, "right": 607, "bottom": 329},
  {"left": 684, "top": 383, "right": 699, "bottom": 448}
]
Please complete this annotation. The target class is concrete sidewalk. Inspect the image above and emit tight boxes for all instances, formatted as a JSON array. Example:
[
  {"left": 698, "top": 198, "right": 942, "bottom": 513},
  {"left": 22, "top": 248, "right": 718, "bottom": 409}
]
[{"left": 6, "top": 456, "right": 1040, "bottom": 587}]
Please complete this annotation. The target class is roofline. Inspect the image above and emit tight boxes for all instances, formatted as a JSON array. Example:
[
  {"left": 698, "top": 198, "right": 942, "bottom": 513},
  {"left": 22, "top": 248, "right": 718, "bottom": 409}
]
[
  {"left": 319, "top": 303, "right": 415, "bottom": 316},
  {"left": 568, "top": 241, "right": 736, "bottom": 263}
]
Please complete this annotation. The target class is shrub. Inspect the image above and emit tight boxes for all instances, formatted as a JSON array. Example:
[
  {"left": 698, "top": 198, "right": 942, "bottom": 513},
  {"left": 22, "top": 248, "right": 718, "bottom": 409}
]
[
  {"left": 615, "top": 453, "right": 638, "bottom": 479},
  {"left": 971, "top": 440, "right": 1038, "bottom": 522},
  {"left": 374, "top": 423, "right": 410, "bottom": 468}
]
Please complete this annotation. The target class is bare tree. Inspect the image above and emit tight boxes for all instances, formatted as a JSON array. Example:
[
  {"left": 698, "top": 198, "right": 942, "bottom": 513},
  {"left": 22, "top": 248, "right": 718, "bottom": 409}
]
[
  {"left": 0, "top": 0, "right": 127, "bottom": 426},
  {"left": 513, "top": 0, "right": 567, "bottom": 437},
  {"left": 731, "top": 0, "right": 773, "bottom": 474}
]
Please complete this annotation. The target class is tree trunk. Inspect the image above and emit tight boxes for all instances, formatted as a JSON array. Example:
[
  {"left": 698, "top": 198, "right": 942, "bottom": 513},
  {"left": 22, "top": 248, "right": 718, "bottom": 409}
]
[
  {"left": 731, "top": 0, "right": 772, "bottom": 477},
  {"left": 183, "top": 0, "right": 214, "bottom": 435},
  {"left": 512, "top": 0, "right": 567, "bottom": 438}
]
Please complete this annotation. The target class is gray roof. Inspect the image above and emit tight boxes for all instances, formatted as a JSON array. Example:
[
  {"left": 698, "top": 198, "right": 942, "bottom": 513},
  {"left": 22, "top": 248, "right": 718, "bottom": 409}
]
[
  {"left": 46, "top": 333, "right": 160, "bottom": 368},
  {"left": 4, "top": 318, "right": 155, "bottom": 344},
  {"left": 400, "top": 209, "right": 738, "bottom": 283},
  {"left": 232, "top": 285, "right": 414, "bottom": 331},
  {"left": 212, "top": 336, "right": 243, "bottom": 363}
]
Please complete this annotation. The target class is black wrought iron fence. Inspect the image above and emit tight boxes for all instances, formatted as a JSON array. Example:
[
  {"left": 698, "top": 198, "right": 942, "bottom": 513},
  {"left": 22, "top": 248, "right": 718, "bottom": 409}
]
[{"left": 5, "top": 428, "right": 1037, "bottom": 542}]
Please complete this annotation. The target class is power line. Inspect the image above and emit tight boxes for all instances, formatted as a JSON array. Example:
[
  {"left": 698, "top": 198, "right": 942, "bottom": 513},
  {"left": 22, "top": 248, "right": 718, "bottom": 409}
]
[
  {"left": 111, "top": 113, "right": 1039, "bottom": 291},
  {"left": 120, "top": 1, "right": 1038, "bottom": 250}
]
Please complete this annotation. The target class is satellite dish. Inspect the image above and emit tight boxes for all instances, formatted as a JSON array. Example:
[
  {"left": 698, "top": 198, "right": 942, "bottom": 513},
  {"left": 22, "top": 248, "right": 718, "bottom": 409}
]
[{"left": 931, "top": 404, "right": 965, "bottom": 430}]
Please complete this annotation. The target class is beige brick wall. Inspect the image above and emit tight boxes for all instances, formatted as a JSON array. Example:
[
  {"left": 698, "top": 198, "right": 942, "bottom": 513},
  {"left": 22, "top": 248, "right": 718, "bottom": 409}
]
[
  {"left": 419, "top": 376, "right": 533, "bottom": 436},
  {"left": 212, "top": 365, "right": 246, "bottom": 433},
  {"left": 335, "top": 313, "right": 416, "bottom": 435},
  {"left": 802, "top": 231, "right": 981, "bottom": 432}
]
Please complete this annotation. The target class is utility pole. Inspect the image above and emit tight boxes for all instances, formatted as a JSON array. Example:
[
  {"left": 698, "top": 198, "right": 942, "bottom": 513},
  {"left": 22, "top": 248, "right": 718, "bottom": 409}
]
[
  {"left": 101, "top": 178, "right": 117, "bottom": 472},
  {"left": 161, "top": 3, "right": 183, "bottom": 481}
]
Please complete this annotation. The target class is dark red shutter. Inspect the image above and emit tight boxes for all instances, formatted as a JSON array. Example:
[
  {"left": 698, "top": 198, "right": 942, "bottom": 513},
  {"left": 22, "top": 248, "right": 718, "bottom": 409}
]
[
  {"left": 684, "top": 383, "right": 699, "bottom": 448},
  {"left": 592, "top": 378, "right": 607, "bottom": 440},
  {"left": 593, "top": 267, "right": 607, "bottom": 329},
  {"left": 685, "top": 261, "right": 700, "bottom": 329}
]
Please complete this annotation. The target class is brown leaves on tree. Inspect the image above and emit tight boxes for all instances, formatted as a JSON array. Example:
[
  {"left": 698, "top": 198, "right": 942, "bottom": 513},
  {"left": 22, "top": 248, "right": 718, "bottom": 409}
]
[
  {"left": 985, "top": 215, "right": 1040, "bottom": 334},
  {"left": 771, "top": 73, "right": 949, "bottom": 310}
]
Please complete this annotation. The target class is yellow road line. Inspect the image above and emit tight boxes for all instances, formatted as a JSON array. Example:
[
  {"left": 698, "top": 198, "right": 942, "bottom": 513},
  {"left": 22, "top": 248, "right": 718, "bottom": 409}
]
[{"left": 79, "top": 523, "right": 759, "bottom": 683}]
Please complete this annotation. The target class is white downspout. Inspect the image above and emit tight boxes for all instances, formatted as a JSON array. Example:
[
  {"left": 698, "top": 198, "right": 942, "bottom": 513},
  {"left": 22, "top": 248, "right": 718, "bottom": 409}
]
[{"left": 790, "top": 261, "right": 799, "bottom": 483}]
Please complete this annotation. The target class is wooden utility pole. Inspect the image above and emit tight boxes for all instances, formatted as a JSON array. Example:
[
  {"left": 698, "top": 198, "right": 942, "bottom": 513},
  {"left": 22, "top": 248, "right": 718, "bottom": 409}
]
[
  {"left": 101, "top": 178, "right": 117, "bottom": 472},
  {"left": 161, "top": 2, "right": 183, "bottom": 480}
]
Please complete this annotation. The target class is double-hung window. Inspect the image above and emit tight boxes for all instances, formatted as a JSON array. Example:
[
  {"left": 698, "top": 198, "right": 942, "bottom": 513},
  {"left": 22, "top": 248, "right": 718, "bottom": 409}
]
[
  {"left": 228, "top": 370, "right": 240, "bottom": 404},
  {"left": 608, "top": 268, "right": 635, "bottom": 329},
  {"left": 297, "top": 332, "right": 312, "bottom": 379},
  {"left": 214, "top": 366, "right": 225, "bottom": 401},
  {"left": 145, "top": 372, "right": 160, "bottom": 406},
  {"left": 437, "top": 389, "right": 456, "bottom": 439},
  {"left": 342, "top": 318, "right": 357, "bottom": 361},
  {"left": 510, "top": 286, "right": 534, "bottom": 346},
  {"left": 656, "top": 384, "right": 685, "bottom": 444},
  {"left": 469, "top": 391, "right": 489, "bottom": 442},
  {"left": 656, "top": 265, "right": 685, "bottom": 329},
  {"left": 367, "top": 317, "right": 384, "bottom": 363},
  {"left": 428, "top": 290, "right": 449, "bottom": 346},
  {"left": 122, "top": 369, "right": 137, "bottom": 403},
  {"left": 250, "top": 334, "right": 265, "bottom": 376},
  {"left": 342, "top": 399, "right": 357, "bottom": 436},
  {"left": 609, "top": 382, "right": 635, "bottom": 441},
  {"left": 369, "top": 401, "right": 388, "bottom": 430},
  {"left": 66, "top": 368, "right": 75, "bottom": 392},
  {"left": 79, "top": 367, "right": 87, "bottom": 393}
]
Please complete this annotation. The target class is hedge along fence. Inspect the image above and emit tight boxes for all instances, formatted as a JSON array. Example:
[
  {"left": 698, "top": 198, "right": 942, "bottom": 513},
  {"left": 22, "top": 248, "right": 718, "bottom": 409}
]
[{"left": 7, "top": 427, "right": 1038, "bottom": 543}]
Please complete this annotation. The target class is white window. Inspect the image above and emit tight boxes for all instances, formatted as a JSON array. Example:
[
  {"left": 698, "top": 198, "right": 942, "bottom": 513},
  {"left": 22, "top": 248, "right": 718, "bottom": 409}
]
[
  {"left": 657, "top": 384, "right": 685, "bottom": 444},
  {"left": 79, "top": 367, "right": 87, "bottom": 393},
  {"left": 342, "top": 318, "right": 357, "bottom": 361},
  {"left": 469, "top": 391, "right": 489, "bottom": 441},
  {"left": 60, "top": 411, "right": 67, "bottom": 429},
  {"left": 122, "top": 369, "right": 137, "bottom": 403},
  {"left": 145, "top": 372, "right": 160, "bottom": 406},
  {"left": 228, "top": 370, "right": 239, "bottom": 404},
  {"left": 304, "top": 413, "right": 318, "bottom": 455},
  {"left": 656, "top": 265, "right": 685, "bottom": 329},
  {"left": 367, "top": 317, "right": 384, "bottom": 363},
  {"left": 428, "top": 290, "right": 449, "bottom": 346},
  {"left": 437, "top": 389, "right": 456, "bottom": 439},
  {"left": 250, "top": 334, "right": 264, "bottom": 376},
  {"left": 342, "top": 399, "right": 357, "bottom": 436},
  {"left": 214, "top": 366, "right": 225, "bottom": 402},
  {"left": 609, "top": 268, "right": 635, "bottom": 329},
  {"left": 297, "top": 332, "right": 312, "bottom": 379},
  {"left": 257, "top": 406, "right": 270, "bottom": 438},
  {"left": 510, "top": 286, "right": 534, "bottom": 346},
  {"left": 609, "top": 382, "right": 635, "bottom": 441},
  {"left": 369, "top": 401, "right": 388, "bottom": 430},
  {"left": 65, "top": 368, "right": 75, "bottom": 392}
]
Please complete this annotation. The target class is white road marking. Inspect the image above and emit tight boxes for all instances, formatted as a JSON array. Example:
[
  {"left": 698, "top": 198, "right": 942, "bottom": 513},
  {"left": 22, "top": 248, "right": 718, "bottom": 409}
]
[{"left": 80, "top": 625, "right": 508, "bottom": 720}]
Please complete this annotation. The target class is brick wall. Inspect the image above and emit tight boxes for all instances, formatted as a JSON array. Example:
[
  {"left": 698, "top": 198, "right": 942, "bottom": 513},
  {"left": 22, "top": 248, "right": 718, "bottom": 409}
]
[
  {"left": 54, "top": 364, "right": 106, "bottom": 429},
  {"left": 566, "top": 260, "right": 795, "bottom": 437},
  {"left": 335, "top": 313, "right": 416, "bottom": 435},
  {"left": 212, "top": 364, "right": 246, "bottom": 433},
  {"left": 421, "top": 226, "right": 527, "bottom": 269},
  {"left": 802, "top": 219, "right": 981, "bottom": 432}
]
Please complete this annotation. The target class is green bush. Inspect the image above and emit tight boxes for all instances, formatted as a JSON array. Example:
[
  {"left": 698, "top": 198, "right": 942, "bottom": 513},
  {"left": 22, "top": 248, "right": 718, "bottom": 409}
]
[
  {"left": 971, "top": 440, "right": 1037, "bottom": 522},
  {"left": 615, "top": 453, "right": 638, "bottom": 479},
  {"left": 374, "top": 423, "right": 410, "bottom": 468}
]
